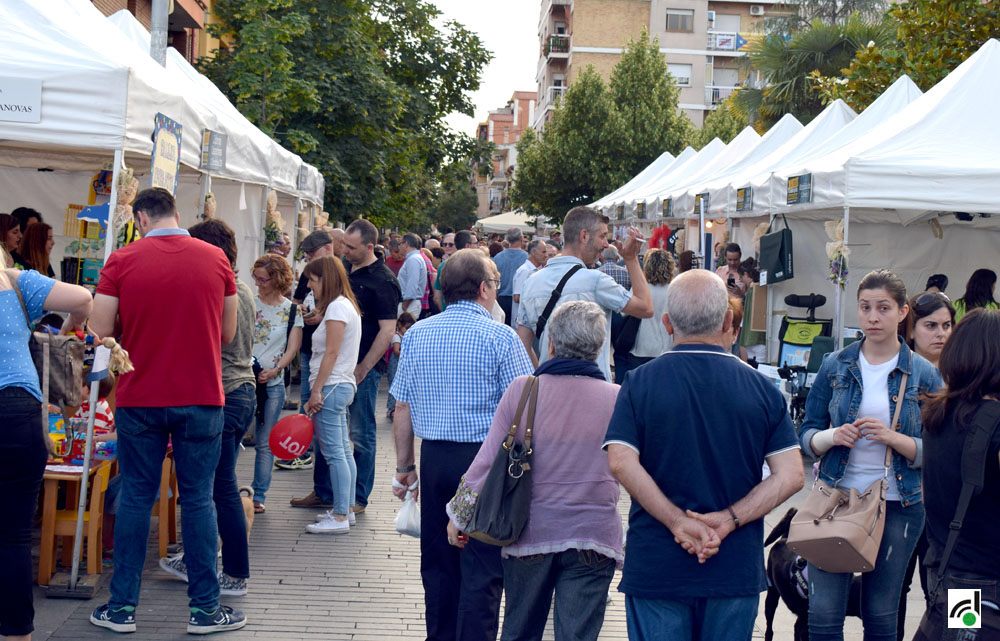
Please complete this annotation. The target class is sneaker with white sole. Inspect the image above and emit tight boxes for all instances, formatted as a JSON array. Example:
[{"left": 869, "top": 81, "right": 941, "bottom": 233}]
[
  {"left": 275, "top": 454, "right": 314, "bottom": 470},
  {"left": 314, "top": 510, "right": 356, "bottom": 525},
  {"left": 218, "top": 571, "right": 247, "bottom": 596},
  {"left": 187, "top": 605, "right": 246, "bottom": 634},
  {"left": 305, "top": 516, "right": 350, "bottom": 534},
  {"left": 90, "top": 604, "right": 137, "bottom": 633},
  {"left": 159, "top": 554, "right": 188, "bottom": 582}
]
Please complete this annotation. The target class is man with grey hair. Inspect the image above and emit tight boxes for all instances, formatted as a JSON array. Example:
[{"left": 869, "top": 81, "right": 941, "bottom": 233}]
[
  {"left": 598, "top": 246, "right": 631, "bottom": 290},
  {"left": 511, "top": 238, "right": 549, "bottom": 328},
  {"left": 492, "top": 226, "right": 528, "bottom": 326},
  {"left": 517, "top": 206, "right": 653, "bottom": 381},
  {"left": 397, "top": 232, "right": 427, "bottom": 319},
  {"left": 391, "top": 248, "right": 532, "bottom": 641},
  {"left": 603, "top": 269, "right": 804, "bottom": 641}
]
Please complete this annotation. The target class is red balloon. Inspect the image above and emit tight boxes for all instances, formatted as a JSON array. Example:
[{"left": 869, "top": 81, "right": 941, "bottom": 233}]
[{"left": 268, "top": 414, "right": 314, "bottom": 459}]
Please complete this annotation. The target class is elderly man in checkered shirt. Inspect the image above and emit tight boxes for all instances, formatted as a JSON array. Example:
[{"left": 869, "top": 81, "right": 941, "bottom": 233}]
[
  {"left": 390, "top": 249, "right": 532, "bottom": 641},
  {"left": 598, "top": 246, "right": 632, "bottom": 290}
]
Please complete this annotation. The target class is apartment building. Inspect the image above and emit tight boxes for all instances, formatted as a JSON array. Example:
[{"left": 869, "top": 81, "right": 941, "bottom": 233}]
[
  {"left": 91, "top": 0, "right": 221, "bottom": 63},
  {"left": 474, "top": 91, "right": 537, "bottom": 218},
  {"left": 536, "top": 0, "right": 781, "bottom": 129}
]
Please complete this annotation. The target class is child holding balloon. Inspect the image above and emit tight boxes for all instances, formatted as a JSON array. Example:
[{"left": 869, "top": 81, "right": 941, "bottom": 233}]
[{"left": 302, "top": 256, "right": 362, "bottom": 535}]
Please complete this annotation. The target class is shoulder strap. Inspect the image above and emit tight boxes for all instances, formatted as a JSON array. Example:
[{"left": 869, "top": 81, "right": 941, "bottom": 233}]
[
  {"left": 504, "top": 376, "right": 538, "bottom": 449},
  {"left": 535, "top": 265, "right": 583, "bottom": 339},
  {"left": 932, "top": 401, "right": 1000, "bottom": 597},
  {"left": 285, "top": 301, "right": 298, "bottom": 338},
  {"left": 5, "top": 269, "right": 31, "bottom": 330}
]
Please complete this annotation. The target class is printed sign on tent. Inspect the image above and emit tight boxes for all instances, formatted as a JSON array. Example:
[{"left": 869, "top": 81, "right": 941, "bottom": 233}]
[
  {"left": 736, "top": 187, "right": 753, "bottom": 212},
  {"left": 786, "top": 173, "right": 813, "bottom": 205},
  {"left": 616, "top": 204, "right": 624, "bottom": 221},
  {"left": 0, "top": 76, "right": 41, "bottom": 123},
  {"left": 635, "top": 202, "right": 647, "bottom": 219},
  {"left": 200, "top": 129, "right": 227, "bottom": 172},
  {"left": 663, "top": 198, "right": 673, "bottom": 217},
  {"left": 151, "top": 113, "right": 182, "bottom": 195},
  {"left": 694, "top": 193, "right": 709, "bottom": 217}
]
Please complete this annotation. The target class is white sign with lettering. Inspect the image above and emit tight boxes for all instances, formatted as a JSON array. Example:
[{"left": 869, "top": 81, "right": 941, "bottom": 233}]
[{"left": 0, "top": 77, "right": 41, "bottom": 123}]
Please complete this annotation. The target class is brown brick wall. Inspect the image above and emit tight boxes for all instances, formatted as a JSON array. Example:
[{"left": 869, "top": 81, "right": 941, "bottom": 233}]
[
  {"left": 90, "top": 0, "right": 151, "bottom": 29},
  {"left": 571, "top": 0, "right": 650, "bottom": 48}
]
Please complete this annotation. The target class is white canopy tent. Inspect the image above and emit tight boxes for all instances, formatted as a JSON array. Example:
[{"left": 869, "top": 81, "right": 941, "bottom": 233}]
[
  {"left": 594, "top": 147, "right": 698, "bottom": 218},
  {"left": 629, "top": 139, "right": 727, "bottom": 217},
  {"left": 662, "top": 126, "right": 762, "bottom": 218},
  {"left": 591, "top": 150, "right": 676, "bottom": 211},
  {"left": 475, "top": 210, "right": 536, "bottom": 235}
]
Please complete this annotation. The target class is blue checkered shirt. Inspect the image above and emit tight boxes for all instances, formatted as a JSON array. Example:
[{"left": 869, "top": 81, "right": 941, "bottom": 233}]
[
  {"left": 389, "top": 300, "right": 533, "bottom": 442},
  {"left": 599, "top": 260, "right": 631, "bottom": 290}
]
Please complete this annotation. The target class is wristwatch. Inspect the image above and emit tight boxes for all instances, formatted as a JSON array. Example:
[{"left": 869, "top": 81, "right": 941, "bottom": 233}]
[{"left": 396, "top": 464, "right": 416, "bottom": 474}]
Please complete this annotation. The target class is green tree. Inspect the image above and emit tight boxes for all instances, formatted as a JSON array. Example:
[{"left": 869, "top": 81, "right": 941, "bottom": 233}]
[
  {"left": 694, "top": 97, "right": 749, "bottom": 148},
  {"left": 733, "top": 16, "right": 895, "bottom": 128},
  {"left": 812, "top": 0, "right": 1000, "bottom": 111},
  {"left": 428, "top": 163, "right": 479, "bottom": 233},
  {"left": 511, "top": 33, "right": 691, "bottom": 223},
  {"left": 764, "top": 0, "right": 891, "bottom": 34}
]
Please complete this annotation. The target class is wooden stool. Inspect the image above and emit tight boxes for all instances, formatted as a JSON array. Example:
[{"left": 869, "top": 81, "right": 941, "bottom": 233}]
[
  {"left": 155, "top": 450, "right": 178, "bottom": 558},
  {"left": 48, "top": 463, "right": 112, "bottom": 579}
]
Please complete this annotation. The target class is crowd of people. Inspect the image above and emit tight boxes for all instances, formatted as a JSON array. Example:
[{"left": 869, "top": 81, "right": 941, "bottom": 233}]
[{"left": 1, "top": 192, "right": 999, "bottom": 641}]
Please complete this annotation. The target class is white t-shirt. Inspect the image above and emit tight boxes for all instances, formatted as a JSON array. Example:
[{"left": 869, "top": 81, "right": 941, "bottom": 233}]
[
  {"left": 253, "top": 296, "right": 304, "bottom": 387},
  {"left": 511, "top": 260, "right": 539, "bottom": 328},
  {"left": 631, "top": 282, "right": 672, "bottom": 358},
  {"left": 841, "top": 351, "right": 900, "bottom": 499},
  {"left": 309, "top": 296, "right": 362, "bottom": 389}
]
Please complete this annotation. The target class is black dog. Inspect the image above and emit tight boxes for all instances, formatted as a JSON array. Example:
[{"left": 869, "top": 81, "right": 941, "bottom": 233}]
[{"left": 764, "top": 507, "right": 862, "bottom": 641}]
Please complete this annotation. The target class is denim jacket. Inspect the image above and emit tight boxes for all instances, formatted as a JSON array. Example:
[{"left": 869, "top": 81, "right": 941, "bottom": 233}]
[{"left": 799, "top": 338, "right": 942, "bottom": 507}]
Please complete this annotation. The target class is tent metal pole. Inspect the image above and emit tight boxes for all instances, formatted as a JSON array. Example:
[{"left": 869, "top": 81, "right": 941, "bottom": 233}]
[
  {"left": 103, "top": 149, "right": 123, "bottom": 263},
  {"left": 699, "top": 207, "right": 706, "bottom": 270},
  {"left": 200, "top": 173, "right": 212, "bottom": 219},
  {"left": 837, "top": 205, "right": 851, "bottom": 349},
  {"left": 150, "top": 0, "right": 168, "bottom": 66},
  {"left": 68, "top": 380, "right": 100, "bottom": 590},
  {"left": 260, "top": 185, "right": 269, "bottom": 255}
]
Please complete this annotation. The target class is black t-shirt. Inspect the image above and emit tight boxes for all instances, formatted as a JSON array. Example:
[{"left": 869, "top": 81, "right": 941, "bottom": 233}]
[
  {"left": 349, "top": 257, "right": 400, "bottom": 371},
  {"left": 922, "top": 401, "right": 1000, "bottom": 577},
  {"left": 293, "top": 273, "right": 318, "bottom": 354}
]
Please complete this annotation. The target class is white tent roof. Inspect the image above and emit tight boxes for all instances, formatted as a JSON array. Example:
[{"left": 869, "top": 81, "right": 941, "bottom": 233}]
[
  {"left": 475, "top": 211, "right": 536, "bottom": 234},
  {"left": 628, "top": 138, "right": 727, "bottom": 213},
  {"left": 591, "top": 150, "right": 676, "bottom": 210},
  {"left": 596, "top": 147, "right": 698, "bottom": 216},
  {"left": 663, "top": 126, "right": 762, "bottom": 216}
]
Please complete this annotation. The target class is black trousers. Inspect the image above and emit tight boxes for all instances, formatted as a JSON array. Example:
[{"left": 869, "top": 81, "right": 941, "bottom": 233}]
[
  {"left": 420, "top": 439, "right": 503, "bottom": 641},
  {"left": 0, "top": 387, "right": 48, "bottom": 637},
  {"left": 497, "top": 295, "right": 513, "bottom": 327}
]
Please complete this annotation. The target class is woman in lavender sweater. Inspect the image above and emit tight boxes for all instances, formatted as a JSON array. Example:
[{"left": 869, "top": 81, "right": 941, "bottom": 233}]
[{"left": 447, "top": 301, "right": 623, "bottom": 641}]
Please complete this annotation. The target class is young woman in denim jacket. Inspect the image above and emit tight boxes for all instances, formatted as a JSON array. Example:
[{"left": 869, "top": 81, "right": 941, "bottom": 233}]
[{"left": 799, "top": 269, "right": 943, "bottom": 641}]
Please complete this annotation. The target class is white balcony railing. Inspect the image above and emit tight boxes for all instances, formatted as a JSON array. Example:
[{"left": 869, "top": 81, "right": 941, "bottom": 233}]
[
  {"left": 706, "top": 31, "right": 738, "bottom": 51},
  {"left": 546, "top": 85, "right": 566, "bottom": 105},
  {"left": 705, "top": 86, "right": 739, "bottom": 106},
  {"left": 544, "top": 34, "right": 570, "bottom": 59}
]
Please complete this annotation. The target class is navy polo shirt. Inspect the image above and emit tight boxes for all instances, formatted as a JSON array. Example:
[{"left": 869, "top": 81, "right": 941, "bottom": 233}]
[{"left": 603, "top": 344, "right": 799, "bottom": 599}]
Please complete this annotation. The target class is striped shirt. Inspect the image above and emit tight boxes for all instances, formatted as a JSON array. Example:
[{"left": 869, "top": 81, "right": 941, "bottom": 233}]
[{"left": 389, "top": 300, "right": 532, "bottom": 442}]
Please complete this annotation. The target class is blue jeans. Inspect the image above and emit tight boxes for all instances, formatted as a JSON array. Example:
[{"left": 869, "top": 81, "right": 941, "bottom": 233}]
[
  {"left": 251, "top": 382, "right": 285, "bottom": 504},
  {"left": 348, "top": 368, "right": 382, "bottom": 508},
  {"left": 299, "top": 351, "right": 312, "bottom": 412},
  {"left": 500, "top": 549, "right": 616, "bottom": 641},
  {"left": 314, "top": 384, "right": 356, "bottom": 515},
  {"left": 386, "top": 353, "right": 399, "bottom": 412},
  {"left": 808, "top": 500, "right": 925, "bottom": 641},
  {"left": 625, "top": 593, "right": 759, "bottom": 641},
  {"left": 110, "top": 405, "right": 223, "bottom": 610},
  {"left": 218, "top": 383, "right": 255, "bottom": 579}
]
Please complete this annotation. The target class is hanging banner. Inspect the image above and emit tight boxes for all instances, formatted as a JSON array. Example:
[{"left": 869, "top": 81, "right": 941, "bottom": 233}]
[
  {"left": 694, "top": 192, "right": 709, "bottom": 217},
  {"left": 786, "top": 173, "right": 813, "bottom": 205},
  {"left": 635, "top": 202, "right": 647, "bottom": 219},
  {"left": 150, "top": 113, "right": 182, "bottom": 195},
  {"left": 200, "top": 129, "right": 227, "bottom": 172},
  {"left": 736, "top": 186, "right": 753, "bottom": 212}
]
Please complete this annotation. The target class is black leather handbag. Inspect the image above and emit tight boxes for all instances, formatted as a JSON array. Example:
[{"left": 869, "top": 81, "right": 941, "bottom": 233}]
[
  {"left": 759, "top": 214, "right": 794, "bottom": 285},
  {"left": 466, "top": 376, "right": 538, "bottom": 546}
]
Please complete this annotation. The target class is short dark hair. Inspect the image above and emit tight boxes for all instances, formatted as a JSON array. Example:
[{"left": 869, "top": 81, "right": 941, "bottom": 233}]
[
  {"left": 455, "top": 230, "right": 477, "bottom": 250},
  {"left": 441, "top": 249, "right": 493, "bottom": 304},
  {"left": 133, "top": 187, "right": 176, "bottom": 221},
  {"left": 925, "top": 273, "right": 948, "bottom": 292},
  {"left": 346, "top": 218, "right": 378, "bottom": 247},
  {"left": 737, "top": 257, "right": 759, "bottom": 281},
  {"left": 562, "top": 206, "right": 606, "bottom": 248},
  {"left": 857, "top": 268, "right": 907, "bottom": 308},
  {"left": 402, "top": 233, "right": 422, "bottom": 250},
  {"left": 189, "top": 219, "right": 238, "bottom": 269},
  {"left": 489, "top": 242, "right": 503, "bottom": 258},
  {"left": 725, "top": 243, "right": 741, "bottom": 256},
  {"left": 10, "top": 207, "right": 43, "bottom": 232},
  {"left": 430, "top": 247, "right": 445, "bottom": 260}
]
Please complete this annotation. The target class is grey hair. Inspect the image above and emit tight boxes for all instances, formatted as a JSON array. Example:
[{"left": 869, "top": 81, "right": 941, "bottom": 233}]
[
  {"left": 526, "top": 238, "right": 545, "bottom": 253},
  {"left": 665, "top": 270, "right": 728, "bottom": 337},
  {"left": 562, "top": 206, "right": 606, "bottom": 248},
  {"left": 506, "top": 227, "right": 523, "bottom": 244},
  {"left": 548, "top": 301, "right": 606, "bottom": 361},
  {"left": 601, "top": 246, "right": 619, "bottom": 261}
]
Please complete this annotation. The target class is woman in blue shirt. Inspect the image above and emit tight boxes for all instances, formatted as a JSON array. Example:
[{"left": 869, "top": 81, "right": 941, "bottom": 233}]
[
  {"left": 799, "top": 269, "right": 942, "bottom": 641},
  {"left": 0, "top": 259, "right": 92, "bottom": 640}
]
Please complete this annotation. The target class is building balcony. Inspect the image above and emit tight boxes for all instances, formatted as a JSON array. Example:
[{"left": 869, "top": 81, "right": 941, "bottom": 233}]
[
  {"left": 705, "top": 85, "right": 739, "bottom": 107},
  {"left": 544, "top": 85, "right": 566, "bottom": 108},
  {"left": 543, "top": 0, "right": 571, "bottom": 14},
  {"left": 544, "top": 34, "right": 570, "bottom": 60},
  {"left": 706, "top": 31, "right": 739, "bottom": 51}
]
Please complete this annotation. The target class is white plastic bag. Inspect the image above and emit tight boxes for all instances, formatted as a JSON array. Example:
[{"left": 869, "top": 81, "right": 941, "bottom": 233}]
[{"left": 394, "top": 481, "right": 420, "bottom": 538}]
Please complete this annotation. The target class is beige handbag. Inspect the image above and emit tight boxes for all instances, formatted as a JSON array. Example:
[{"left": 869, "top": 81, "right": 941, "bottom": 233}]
[{"left": 787, "top": 372, "right": 908, "bottom": 574}]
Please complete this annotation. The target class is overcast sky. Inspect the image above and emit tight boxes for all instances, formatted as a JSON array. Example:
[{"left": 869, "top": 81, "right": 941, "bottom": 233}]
[{"left": 430, "top": 0, "right": 539, "bottom": 136}]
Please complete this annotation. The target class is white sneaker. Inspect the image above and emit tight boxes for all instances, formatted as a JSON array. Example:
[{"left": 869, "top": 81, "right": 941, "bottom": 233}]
[
  {"left": 314, "top": 510, "right": 356, "bottom": 525},
  {"left": 349, "top": 510, "right": 356, "bottom": 526},
  {"left": 305, "top": 516, "right": 350, "bottom": 534}
]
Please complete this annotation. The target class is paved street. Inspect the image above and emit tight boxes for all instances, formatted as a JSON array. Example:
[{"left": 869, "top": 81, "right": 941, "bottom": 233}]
[{"left": 31, "top": 381, "right": 926, "bottom": 640}]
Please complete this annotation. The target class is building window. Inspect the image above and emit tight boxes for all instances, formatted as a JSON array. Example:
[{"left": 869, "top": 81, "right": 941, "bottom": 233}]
[
  {"left": 668, "top": 63, "right": 692, "bottom": 87},
  {"left": 666, "top": 9, "right": 694, "bottom": 33}
]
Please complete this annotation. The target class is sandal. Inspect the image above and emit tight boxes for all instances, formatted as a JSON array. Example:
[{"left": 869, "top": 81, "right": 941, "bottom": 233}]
[{"left": 253, "top": 501, "right": 266, "bottom": 514}]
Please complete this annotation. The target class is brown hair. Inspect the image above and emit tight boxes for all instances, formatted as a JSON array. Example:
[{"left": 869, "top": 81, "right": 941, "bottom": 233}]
[
  {"left": 678, "top": 250, "right": 695, "bottom": 273},
  {"left": 0, "top": 213, "right": 20, "bottom": 251},
  {"left": 252, "top": 254, "right": 294, "bottom": 296},
  {"left": 643, "top": 249, "right": 675, "bottom": 286},
  {"left": 857, "top": 268, "right": 907, "bottom": 308},
  {"left": 901, "top": 291, "right": 955, "bottom": 349},
  {"left": 922, "top": 309, "right": 1000, "bottom": 433},
  {"left": 303, "top": 255, "right": 358, "bottom": 316},
  {"left": 19, "top": 222, "right": 52, "bottom": 275},
  {"left": 189, "top": 219, "right": 238, "bottom": 269},
  {"left": 728, "top": 296, "right": 744, "bottom": 335}
]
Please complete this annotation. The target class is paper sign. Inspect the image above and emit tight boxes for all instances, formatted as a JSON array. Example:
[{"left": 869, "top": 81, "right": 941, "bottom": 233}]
[
  {"left": 736, "top": 186, "right": 753, "bottom": 212},
  {"left": 635, "top": 202, "right": 647, "bottom": 219},
  {"left": 786, "top": 173, "right": 813, "bottom": 205},
  {"left": 150, "top": 113, "right": 182, "bottom": 195},
  {"left": 297, "top": 165, "right": 309, "bottom": 191},
  {"left": 694, "top": 193, "right": 709, "bottom": 217},
  {"left": 0, "top": 77, "right": 41, "bottom": 123},
  {"left": 616, "top": 204, "right": 624, "bottom": 221},
  {"left": 200, "top": 129, "right": 227, "bottom": 172},
  {"left": 663, "top": 198, "right": 672, "bottom": 217}
]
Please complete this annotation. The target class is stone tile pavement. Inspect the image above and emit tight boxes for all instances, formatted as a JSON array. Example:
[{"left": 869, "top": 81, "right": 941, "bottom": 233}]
[{"left": 31, "top": 382, "right": 926, "bottom": 640}]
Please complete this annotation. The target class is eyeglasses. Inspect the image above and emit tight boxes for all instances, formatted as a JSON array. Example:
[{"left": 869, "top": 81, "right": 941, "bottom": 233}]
[
  {"left": 915, "top": 291, "right": 950, "bottom": 307},
  {"left": 442, "top": 242, "right": 455, "bottom": 247},
  {"left": 253, "top": 275, "right": 272, "bottom": 284},
  {"left": 487, "top": 278, "right": 501, "bottom": 289}
]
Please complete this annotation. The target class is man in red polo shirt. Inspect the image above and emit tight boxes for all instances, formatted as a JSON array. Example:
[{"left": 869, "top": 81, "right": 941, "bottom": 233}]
[{"left": 88, "top": 188, "right": 244, "bottom": 635}]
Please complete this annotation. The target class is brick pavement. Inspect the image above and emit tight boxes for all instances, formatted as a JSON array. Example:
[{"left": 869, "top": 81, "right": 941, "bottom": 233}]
[{"left": 32, "top": 381, "right": 926, "bottom": 640}]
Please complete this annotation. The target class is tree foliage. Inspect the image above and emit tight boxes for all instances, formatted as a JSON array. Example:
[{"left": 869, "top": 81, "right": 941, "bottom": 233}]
[
  {"left": 732, "top": 16, "right": 895, "bottom": 128},
  {"left": 764, "top": 0, "right": 891, "bottom": 35},
  {"left": 811, "top": 0, "right": 1000, "bottom": 111},
  {"left": 427, "top": 163, "right": 479, "bottom": 234},
  {"left": 511, "top": 31, "right": 692, "bottom": 223},
  {"left": 694, "top": 98, "right": 749, "bottom": 148},
  {"left": 201, "top": 0, "right": 493, "bottom": 228}
]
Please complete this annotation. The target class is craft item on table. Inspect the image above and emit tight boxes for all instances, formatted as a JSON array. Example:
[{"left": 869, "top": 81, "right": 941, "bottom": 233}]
[
  {"left": 752, "top": 222, "right": 770, "bottom": 255},
  {"left": 264, "top": 190, "right": 285, "bottom": 252},
  {"left": 203, "top": 192, "right": 216, "bottom": 220},
  {"left": 824, "top": 219, "right": 849, "bottom": 289},
  {"left": 113, "top": 166, "right": 141, "bottom": 249}
]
